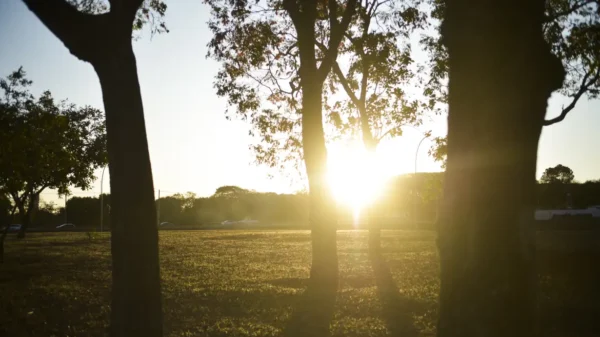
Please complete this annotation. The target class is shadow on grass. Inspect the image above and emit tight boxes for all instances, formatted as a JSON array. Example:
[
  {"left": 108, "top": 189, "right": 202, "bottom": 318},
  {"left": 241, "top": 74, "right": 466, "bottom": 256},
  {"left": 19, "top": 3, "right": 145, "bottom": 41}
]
[
  {"left": 282, "top": 278, "right": 337, "bottom": 337},
  {"left": 537, "top": 249, "right": 600, "bottom": 337},
  {"left": 369, "top": 248, "right": 420, "bottom": 337}
]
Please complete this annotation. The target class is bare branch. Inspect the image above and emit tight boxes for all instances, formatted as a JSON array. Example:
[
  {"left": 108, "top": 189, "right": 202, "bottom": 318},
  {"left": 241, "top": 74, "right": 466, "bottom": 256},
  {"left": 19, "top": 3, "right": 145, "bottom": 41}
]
[{"left": 544, "top": 70, "right": 599, "bottom": 126}]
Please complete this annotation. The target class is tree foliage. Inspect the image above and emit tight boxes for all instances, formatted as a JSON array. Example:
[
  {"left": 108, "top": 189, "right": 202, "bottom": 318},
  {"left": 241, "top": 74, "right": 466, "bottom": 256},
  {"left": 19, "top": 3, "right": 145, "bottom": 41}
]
[
  {"left": 0, "top": 68, "right": 106, "bottom": 234},
  {"left": 540, "top": 164, "right": 575, "bottom": 184},
  {"left": 205, "top": 0, "right": 429, "bottom": 178},
  {"left": 324, "top": 0, "right": 426, "bottom": 149}
]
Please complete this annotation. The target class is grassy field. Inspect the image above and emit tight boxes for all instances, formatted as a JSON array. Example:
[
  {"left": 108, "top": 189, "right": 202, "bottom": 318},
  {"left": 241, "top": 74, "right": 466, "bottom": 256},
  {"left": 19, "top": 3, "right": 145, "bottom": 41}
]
[{"left": 0, "top": 230, "right": 598, "bottom": 337}]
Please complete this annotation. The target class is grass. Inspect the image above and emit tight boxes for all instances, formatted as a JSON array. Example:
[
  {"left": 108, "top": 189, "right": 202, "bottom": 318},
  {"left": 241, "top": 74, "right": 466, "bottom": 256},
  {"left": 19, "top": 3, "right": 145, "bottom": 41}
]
[{"left": 0, "top": 230, "right": 598, "bottom": 337}]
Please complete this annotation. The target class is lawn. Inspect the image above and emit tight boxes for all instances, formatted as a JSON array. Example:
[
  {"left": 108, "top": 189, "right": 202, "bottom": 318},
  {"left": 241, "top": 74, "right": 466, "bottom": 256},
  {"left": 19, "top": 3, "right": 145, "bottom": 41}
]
[{"left": 0, "top": 230, "right": 598, "bottom": 337}]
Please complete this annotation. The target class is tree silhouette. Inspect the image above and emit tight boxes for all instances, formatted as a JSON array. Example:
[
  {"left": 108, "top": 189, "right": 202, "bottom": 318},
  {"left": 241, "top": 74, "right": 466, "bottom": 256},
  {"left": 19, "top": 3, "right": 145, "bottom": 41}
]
[
  {"left": 540, "top": 164, "right": 575, "bottom": 184},
  {"left": 425, "top": 0, "right": 600, "bottom": 166},
  {"left": 319, "top": 0, "right": 425, "bottom": 251},
  {"left": 0, "top": 68, "right": 106, "bottom": 239},
  {"left": 205, "top": 0, "right": 359, "bottom": 294},
  {"left": 437, "top": 0, "right": 564, "bottom": 336},
  {"left": 21, "top": 0, "right": 168, "bottom": 336}
]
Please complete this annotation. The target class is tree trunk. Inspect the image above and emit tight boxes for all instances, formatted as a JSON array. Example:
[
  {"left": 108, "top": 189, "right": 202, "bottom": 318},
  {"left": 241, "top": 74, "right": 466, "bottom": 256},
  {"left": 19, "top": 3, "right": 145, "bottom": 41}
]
[
  {"left": 437, "top": 1, "right": 564, "bottom": 337},
  {"left": 93, "top": 41, "right": 163, "bottom": 337},
  {"left": 1, "top": 205, "right": 17, "bottom": 263},
  {"left": 301, "top": 79, "right": 339, "bottom": 291},
  {"left": 16, "top": 198, "right": 31, "bottom": 239},
  {"left": 360, "top": 118, "right": 380, "bottom": 254}
]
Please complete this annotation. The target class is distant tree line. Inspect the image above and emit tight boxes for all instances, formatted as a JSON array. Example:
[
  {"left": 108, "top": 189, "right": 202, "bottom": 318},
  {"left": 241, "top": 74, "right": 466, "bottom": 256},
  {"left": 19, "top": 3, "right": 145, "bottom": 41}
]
[{"left": 5, "top": 171, "right": 597, "bottom": 230}]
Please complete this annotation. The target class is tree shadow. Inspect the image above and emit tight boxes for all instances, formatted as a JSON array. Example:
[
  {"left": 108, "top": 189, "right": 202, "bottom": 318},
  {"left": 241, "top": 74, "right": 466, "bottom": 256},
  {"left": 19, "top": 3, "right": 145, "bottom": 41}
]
[
  {"left": 282, "top": 277, "right": 337, "bottom": 337},
  {"left": 369, "top": 247, "right": 420, "bottom": 337}
]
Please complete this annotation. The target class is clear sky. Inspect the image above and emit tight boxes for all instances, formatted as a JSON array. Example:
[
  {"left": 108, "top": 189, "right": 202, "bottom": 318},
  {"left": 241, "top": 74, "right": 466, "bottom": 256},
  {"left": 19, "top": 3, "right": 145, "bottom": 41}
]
[{"left": 1, "top": 0, "right": 599, "bottom": 205}]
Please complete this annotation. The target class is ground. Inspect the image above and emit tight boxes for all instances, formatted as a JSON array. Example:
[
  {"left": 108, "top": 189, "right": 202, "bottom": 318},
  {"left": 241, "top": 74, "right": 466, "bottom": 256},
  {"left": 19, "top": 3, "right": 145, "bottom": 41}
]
[{"left": 0, "top": 230, "right": 598, "bottom": 337}]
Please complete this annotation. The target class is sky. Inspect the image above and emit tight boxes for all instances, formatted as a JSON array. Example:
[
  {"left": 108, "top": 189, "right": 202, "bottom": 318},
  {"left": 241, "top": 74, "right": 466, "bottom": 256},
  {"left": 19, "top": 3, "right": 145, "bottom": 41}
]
[{"left": 1, "top": 0, "right": 599, "bottom": 205}]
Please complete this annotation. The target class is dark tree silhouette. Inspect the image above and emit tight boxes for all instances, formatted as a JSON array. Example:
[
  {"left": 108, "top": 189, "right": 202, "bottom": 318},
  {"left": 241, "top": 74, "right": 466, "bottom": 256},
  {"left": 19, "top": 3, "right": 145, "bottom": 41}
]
[
  {"left": 437, "top": 0, "right": 564, "bottom": 336},
  {"left": 0, "top": 68, "right": 106, "bottom": 239},
  {"left": 21, "top": 1, "right": 167, "bottom": 336},
  {"left": 319, "top": 0, "right": 425, "bottom": 252},
  {"left": 425, "top": 0, "right": 600, "bottom": 166},
  {"left": 540, "top": 164, "right": 575, "bottom": 184}
]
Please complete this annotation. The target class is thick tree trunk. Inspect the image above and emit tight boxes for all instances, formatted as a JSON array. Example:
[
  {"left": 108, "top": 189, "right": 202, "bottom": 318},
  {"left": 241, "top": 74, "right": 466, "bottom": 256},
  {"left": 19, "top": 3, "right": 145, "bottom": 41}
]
[
  {"left": 20, "top": 2, "right": 163, "bottom": 336},
  {"left": 302, "top": 82, "right": 339, "bottom": 291},
  {"left": 437, "top": 1, "right": 564, "bottom": 337},
  {"left": 94, "top": 41, "right": 163, "bottom": 337}
]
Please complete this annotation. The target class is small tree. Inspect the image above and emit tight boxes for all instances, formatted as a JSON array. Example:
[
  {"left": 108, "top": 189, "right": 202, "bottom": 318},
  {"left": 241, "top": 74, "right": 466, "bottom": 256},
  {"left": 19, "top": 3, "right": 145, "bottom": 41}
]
[
  {"left": 0, "top": 68, "right": 106, "bottom": 238},
  {"left": 205, "top": 0, "right": 359, "bottom": 296},
  {"left": 540, "top": 164, "right": 575, "bottom": 184},
  {"left": 320, "top": 0, "right": 426, "bottom": 251}
]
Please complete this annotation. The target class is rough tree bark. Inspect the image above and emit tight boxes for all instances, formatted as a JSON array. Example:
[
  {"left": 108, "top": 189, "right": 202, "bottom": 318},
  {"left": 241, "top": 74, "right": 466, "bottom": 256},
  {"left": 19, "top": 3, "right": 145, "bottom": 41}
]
[
  {"left": 436, "top": 1, "right": 565, "bottom": 336},
  {"left": 22, "top": 1, "right": 163, "bottom": 337}
]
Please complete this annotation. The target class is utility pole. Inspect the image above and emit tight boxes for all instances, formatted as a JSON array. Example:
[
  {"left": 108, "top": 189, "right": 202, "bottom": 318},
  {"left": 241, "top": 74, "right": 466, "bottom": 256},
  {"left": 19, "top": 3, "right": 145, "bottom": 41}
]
[{"left": 414, "top": 134, "right": 430, "bottom": 229}]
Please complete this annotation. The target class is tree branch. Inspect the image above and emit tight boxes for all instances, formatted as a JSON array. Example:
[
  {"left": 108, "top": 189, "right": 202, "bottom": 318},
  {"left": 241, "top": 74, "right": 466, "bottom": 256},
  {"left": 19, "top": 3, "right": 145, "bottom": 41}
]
[
  {"left": 544, "top": 0, "right": 596, "bottom": 23},
  {"left": 315, "top": 41, "right": 363, "bottom": 109},
  {"left": 359, "top": 14, "right": 371, "bottom": 104},
  {"left": 318, "top": 0, "right": 358, "bottom": 82},
  {"left": 333, "top": 62, "right": 363, "bottom": 109},
  {"left": 544, "top": 70, "right": 599, "bottom": 126},
  {"left": 22, "top": 0, "right": 110, "bottom": 63}
]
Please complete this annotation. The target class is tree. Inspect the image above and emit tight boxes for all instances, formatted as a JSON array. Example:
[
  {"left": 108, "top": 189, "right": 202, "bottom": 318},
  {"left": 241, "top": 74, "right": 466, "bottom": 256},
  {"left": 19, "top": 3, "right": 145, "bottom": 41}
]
[
  {"left": 0, "top": 68, "right": 106, "bottom": 238},
  {"left": 0, "top": 191, "right": 17, "bottom": 263},
  {"left": 21, "top": 1, "right": 168, "bottom": 336},
  {"left": 319, "top": 0, "right": 425, "bottom": 251},
  {"left": 540, "top": 164, "right": 575, "bottom": 184},
  {"left": 425, "top": 0, "right": 600, "bottom": 167},
  {"left": 205, "top": 0, "right": 359, "bottom": 296},
  {"left": 436, "top": 0, "right": 565, "bottom": 336},
  {"left": 212, "top": 185, "right": 251, "bottom": 198}
]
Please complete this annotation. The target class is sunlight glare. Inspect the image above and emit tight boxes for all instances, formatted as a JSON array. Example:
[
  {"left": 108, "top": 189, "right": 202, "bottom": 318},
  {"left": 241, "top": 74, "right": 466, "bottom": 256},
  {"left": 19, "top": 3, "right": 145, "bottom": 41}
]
[{"left": 327, "top": 142, "right": 391, "bottom": 213}]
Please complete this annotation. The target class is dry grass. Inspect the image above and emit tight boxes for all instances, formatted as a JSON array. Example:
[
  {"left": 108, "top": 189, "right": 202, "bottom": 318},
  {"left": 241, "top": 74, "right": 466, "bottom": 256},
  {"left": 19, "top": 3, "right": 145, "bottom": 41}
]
[{"left": 0, "top": 230, "right": 598, "bottom": 337}]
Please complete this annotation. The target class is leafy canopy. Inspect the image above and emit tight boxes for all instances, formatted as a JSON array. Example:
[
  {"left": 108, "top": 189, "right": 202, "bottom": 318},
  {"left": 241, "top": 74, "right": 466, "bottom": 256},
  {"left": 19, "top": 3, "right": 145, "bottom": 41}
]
[
  {"left": 0, "top": 68, "right": 107, "bottom": 208},
  {"left": 324, "top": 0, "right": 427, "bottom": 148},
  {"left": 540, "top": 164, "right": 575, "bottom": 184},
  {"left": 206, "top": 0, "right": 433, "bottom": 181}
]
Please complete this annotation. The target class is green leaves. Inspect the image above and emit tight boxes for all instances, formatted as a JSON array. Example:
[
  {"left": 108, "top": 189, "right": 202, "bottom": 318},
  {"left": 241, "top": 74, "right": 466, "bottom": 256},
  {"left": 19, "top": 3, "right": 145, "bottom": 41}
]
[{"left": 0, "top": 68, "right": 107, "bottom": 209}]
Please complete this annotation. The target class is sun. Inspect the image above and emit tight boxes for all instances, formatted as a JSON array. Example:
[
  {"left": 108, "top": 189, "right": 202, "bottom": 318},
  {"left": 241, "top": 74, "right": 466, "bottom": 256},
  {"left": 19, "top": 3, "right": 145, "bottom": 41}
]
[{"left": 327, "top": 142, "right": 391, "bottom": 212}]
